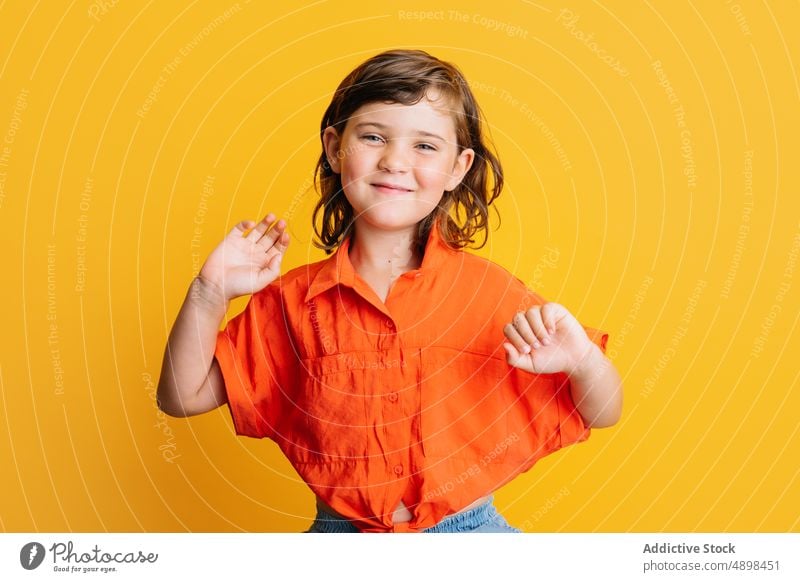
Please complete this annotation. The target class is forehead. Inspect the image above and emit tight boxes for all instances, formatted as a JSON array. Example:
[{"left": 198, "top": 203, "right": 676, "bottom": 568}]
[{"left": 346, "top": 95, "right": 458, "bottom": 136}]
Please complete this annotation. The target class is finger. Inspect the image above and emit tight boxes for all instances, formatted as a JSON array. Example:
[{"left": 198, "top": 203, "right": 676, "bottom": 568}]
[
  {"left": 540, "top": 302, "right": 562, "bottom": 336},
  {"left": 504, "top": 322, "right": 532, "bottom": 354},
  {"left": 257, "top": 251, "right": 283, "bottom": 285},
  {"left": 230, "top": 220, "right": 256, "bottom": 237},
  {"left": 271, "top": 229, "right": 290, "bottom": 255},
  {"left": 512, "top": 310, "right": 539, "bottom": 349},
  {"left": 255, "top": 218, "right": 287, "bottom": 249},
  {"left": 254, "top": 252, "right": 283, "bottom": 290},
  {"left": 524, "top": 306, "right": 551, "bottom": 346},
  {"left": 503, "top": 342, "right": 535, "bottom": 373},
  {"left": 261, "top": 232, "right": 290, "bottom": 273},
  {"left": 246, "top": 213, "right": 276, "bottom": 241},
  {"left": 502, "top": 341, "right": 521, "bottom": 364}
]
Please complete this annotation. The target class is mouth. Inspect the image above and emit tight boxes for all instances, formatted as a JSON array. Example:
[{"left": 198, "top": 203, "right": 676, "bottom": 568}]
[{"left": 371, "top": 182, "right": 414, "bottom": 194}]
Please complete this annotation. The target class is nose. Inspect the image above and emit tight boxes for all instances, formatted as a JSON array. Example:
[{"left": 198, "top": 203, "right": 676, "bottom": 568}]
[{"left": 378, "top": 140, "right": 410, "bottom": 172}]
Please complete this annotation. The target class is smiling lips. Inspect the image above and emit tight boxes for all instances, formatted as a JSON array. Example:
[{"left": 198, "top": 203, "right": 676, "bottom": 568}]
[{"left": 371, "top": 182, "right": 413, "bottom": 194}]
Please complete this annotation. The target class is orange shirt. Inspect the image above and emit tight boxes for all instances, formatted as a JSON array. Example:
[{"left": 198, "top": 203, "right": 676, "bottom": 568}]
[{"left": 214, "top": 220, "right": 609, "bottom": 532}]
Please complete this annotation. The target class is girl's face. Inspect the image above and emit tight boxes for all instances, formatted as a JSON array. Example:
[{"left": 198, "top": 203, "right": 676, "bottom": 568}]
[{"left": 322, "top": 94, "right": 474, "bottom": 233}]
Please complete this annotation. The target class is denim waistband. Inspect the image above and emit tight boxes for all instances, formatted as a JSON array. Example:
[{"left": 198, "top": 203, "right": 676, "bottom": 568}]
[
  {"left": 309, "top": 495, "right": 496, "bottom": 533},
  {"left": 422, "top": 495, "right": 496, "bottom": 533}
]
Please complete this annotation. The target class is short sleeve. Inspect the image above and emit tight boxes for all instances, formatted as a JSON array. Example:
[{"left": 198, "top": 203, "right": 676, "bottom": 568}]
[
  {"left": 214, "top": 284, "right": 295, "bottom": 440},
  {"left": 551, "top": 370, "right": 590, "bottom": 448},
  {"left": 583, "top": 326, "right": 609, "bottom": 354},
  {"left": 505, "top": 275, "right": 611, "bottom": 457}
]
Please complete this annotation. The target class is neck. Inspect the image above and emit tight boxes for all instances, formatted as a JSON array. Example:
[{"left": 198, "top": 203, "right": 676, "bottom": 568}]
[{"left": 348, "top": 220, "right": 423, "bottom": 275}]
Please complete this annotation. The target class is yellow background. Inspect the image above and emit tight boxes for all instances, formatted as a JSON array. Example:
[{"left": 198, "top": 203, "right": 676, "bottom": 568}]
[{"left": 1, "top": 0, "right": 798, "bottom": 532}]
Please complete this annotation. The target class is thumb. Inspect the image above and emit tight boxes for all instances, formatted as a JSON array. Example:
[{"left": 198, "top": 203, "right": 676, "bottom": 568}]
[
  {"left": 503, "top": 342, "right": 520, "bottom": 365},
  {"left": 256, "top": 253, "right": 283, "bottom": 287},
  {"left": 504, "top": 342, "right": 535, "bottom": 374}
]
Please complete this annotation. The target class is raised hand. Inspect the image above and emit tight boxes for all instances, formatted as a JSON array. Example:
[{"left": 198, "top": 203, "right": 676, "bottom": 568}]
[
  {"left": 198, "top": 213, "right": 290, "bottom": 302},
  {"left": 502, "top": 302, "right": 595, "bottom": 376}
]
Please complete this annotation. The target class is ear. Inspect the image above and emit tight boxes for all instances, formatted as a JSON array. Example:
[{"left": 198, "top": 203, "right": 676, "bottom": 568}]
[
  {"left": 322, "top": 126, "right": 342, "bottom": 174},
  {"left": 444, "top": 148, "right": 475, "bottom": 192}
]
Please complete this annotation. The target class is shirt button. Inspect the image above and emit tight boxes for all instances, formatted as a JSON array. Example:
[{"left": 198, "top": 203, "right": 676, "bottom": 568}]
[
  {"left": 387, "top": 392, "right": 398, "bottom": 403},
  {"left": 393, "top": 464, "right": 404, "bottom": 475},
  {"left": 385, "top": 319, "right": 394, "bottom": 330}
]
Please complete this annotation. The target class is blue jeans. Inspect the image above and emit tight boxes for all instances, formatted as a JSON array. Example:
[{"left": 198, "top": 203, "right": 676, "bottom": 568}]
[{"left": 305, "top": 495, "right": 521, "bottom": 533}]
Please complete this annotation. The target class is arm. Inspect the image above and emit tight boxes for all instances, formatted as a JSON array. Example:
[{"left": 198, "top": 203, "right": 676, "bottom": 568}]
[
  {"left": 503, "top": 302, "right": 623, "bottom": 429},
  {"left": 157, "top": 213, "right": 290, "bottom": 418},
  {"left": 157, "top": 276, "right": 229, "bottom": 418},
  {"left": 566, "top": 343, "right": 623, "bottom": 428}
]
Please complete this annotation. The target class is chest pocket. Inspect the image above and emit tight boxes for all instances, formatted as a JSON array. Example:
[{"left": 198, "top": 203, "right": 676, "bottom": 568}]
[
  {"left": 419, "top": 349, "right": 513, "bottom": 464},
  {"left": 292, "top": 354, "right": 369, "bottom": 463}
]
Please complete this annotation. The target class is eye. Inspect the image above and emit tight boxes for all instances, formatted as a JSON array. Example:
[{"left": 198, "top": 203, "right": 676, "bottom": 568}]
[
  {"left": 416, "top": 143, "right": 437, "bottom": 151},
  {"left": 360, "top": 134, "right": 384, "bottom": 144}
]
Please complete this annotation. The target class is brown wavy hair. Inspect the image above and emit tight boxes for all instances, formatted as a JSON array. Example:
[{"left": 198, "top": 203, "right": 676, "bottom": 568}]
[{"left": 312, "top": 49, "right": 503, "bottom": 255}]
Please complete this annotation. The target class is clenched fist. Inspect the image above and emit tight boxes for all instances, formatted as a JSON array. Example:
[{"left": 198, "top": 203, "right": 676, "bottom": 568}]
[{"left": 502, "top": 302, "right": 596, "bottom": 376}]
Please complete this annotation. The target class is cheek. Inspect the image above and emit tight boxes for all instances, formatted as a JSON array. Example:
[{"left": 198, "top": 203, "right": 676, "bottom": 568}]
[
  {"left": 340, "top": 151, "right": 374, "bottom": 182},
  {"left": 416, "top": 161, "right": 452, "bottom": 188}
]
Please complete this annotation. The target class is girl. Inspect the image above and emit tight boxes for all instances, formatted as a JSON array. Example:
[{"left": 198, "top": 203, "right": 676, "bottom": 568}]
[{"left": 157, "top": 49, "right": 622, "bottom": 533}]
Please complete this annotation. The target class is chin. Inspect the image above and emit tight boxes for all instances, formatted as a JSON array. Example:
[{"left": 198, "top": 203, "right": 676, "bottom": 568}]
[{"left": 358, "top": 210, "right": 428, "bottom": 232}]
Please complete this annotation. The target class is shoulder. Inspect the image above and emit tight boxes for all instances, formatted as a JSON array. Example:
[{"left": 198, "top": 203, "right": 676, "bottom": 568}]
[
  {"left": 451, "top": 250, "right": 547, "bottom": 309},
  {"left": 457, "top": 250, "right": 518, "bottom": 280},
  {"left": 251, "top": 257, "right": 328, "bottom": 304},
  {"left": 280, "top": 257, "right": 328, "bottom": 287}
]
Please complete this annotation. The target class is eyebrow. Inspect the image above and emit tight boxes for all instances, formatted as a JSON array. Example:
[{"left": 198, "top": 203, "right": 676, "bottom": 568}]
[{"left": 352, "top": 122, "right": 446, "bottom": 142}]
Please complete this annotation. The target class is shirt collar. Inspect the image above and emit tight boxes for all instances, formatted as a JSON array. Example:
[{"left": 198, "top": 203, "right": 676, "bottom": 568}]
[{"left": 305, "top": 218, "right": 456, "bottom": 303}]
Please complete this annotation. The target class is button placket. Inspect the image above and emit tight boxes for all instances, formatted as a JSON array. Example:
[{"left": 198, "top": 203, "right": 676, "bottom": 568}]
[{"left": 383, "top": 390, "right": 405, "bottom": 477}]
